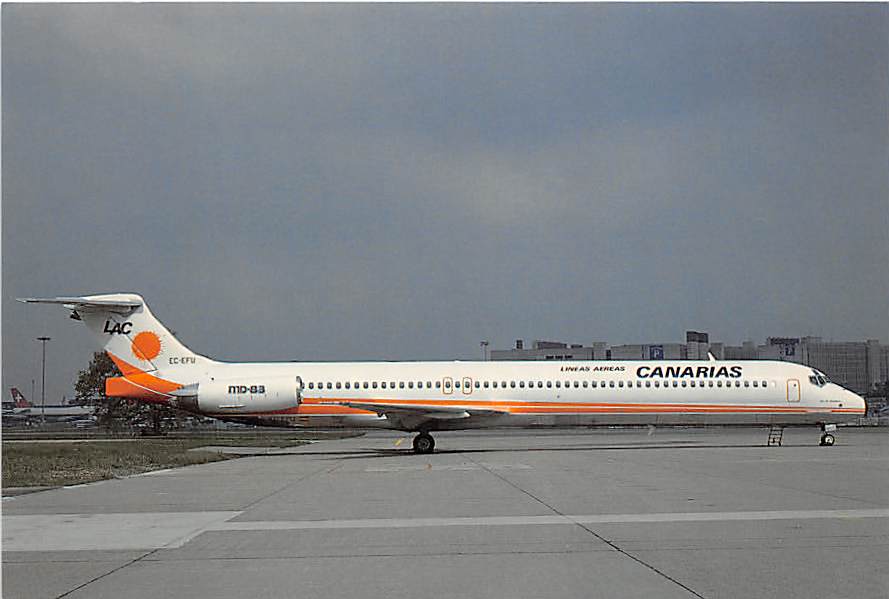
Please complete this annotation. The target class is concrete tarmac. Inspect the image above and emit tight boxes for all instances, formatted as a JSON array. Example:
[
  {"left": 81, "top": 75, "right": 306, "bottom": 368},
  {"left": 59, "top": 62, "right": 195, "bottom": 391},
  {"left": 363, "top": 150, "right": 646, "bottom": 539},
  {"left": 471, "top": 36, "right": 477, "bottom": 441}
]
[{"left": 3, "top": 428, "right": 888, "bottom": 599}]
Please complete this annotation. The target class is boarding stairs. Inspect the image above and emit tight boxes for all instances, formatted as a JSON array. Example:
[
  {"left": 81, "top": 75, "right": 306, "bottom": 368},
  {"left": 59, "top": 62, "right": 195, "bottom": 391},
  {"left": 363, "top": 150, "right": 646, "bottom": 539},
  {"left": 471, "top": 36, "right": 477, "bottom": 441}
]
[{"left": 767, "top": 425, "right": 785, "bottom": 447}]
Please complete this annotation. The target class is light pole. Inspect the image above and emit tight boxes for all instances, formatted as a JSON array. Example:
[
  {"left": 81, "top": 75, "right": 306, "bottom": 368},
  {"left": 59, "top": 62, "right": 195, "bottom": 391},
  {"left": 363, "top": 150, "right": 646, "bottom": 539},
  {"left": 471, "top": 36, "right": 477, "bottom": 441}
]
[
  {"left": 37, "top": 337, "right": 51, "bottom": 425},
  {"left": 480, "top": 340, "right": 489, "bottom": 361}
]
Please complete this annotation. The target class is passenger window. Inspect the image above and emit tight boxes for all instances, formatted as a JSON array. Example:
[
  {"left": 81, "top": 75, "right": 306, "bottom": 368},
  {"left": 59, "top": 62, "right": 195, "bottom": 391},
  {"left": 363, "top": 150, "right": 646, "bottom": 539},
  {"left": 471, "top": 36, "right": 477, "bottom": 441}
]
[
  {"left": 672, "top": 381, "right": 678, "bottom": 388},
  {"left": 574, "top": 381, "right": 579, "bottom": 388},
  {"left": 717, "top": 381, "right": 722, "bottom": 387},
  {"left": 492, "top": 381, "right": 498, "bottom": 388},
  {"left": 744, "top": 381, "right": 749, "bottom": 387},
  {"left": 327, "top": 382, "right": 332, "bottom": 390},
  {"left": 336, "top": 382, "right": 342, "bottom": 389},
  {"left": 708, "top": 381, "right": 714, "bottom": 387},
  {"left": 501, "top": 381, "right": 507, "bottom": 388},
  {"left": 519, "top": 381, "right": 525, "bottom": 388},
  {"left": 399, "top": 382, "right": 405, "bottom": 389},
  {"left": 381, "top": 382, "right": 387, "bottom": 389},
  {"left": 372, "top": 382, "right": 378, "bottom": 389},
  {"left": 619, "top": 381, "right": 624, "bottom": 388},
  {"left": 735, "top": 381, "right": 741, "bottom": 387},
  {"left": 654, "top": 380, "right": 660, "bottom": 387},
  {"left": 689, "top": 381, "right": 695, "bottom": 388},
  {"left": 455, "top": 380, "right": 461, "bottom": 388},
  {"left": 645, "top": 381, "right": 651, "bottom": 388},
  {"left": 363, "top": 382, "right": 369, "bottom": 389},
  {"left": 609, "top": 381, "right": 615, "bottom": 388},
  {"left": 308, "top": 382, "right": 314, "bottom": 389},
  {"left": 483, "top": 381, "right": 489, "bottom": 388},
  {"left": 752, "top": 381, "right": 758, "bottom": 388},
  {"left": 408, "top": 381, "right": 414, "bottom": 389},
  {"left": 762, "top": 380, "right": 768, "bottom": 387},
  {"left": 390, "top": 381, "right": 396, "bottom": 388},
  {"left": 475, "top": 381, "right": 480, "bottom": 389},
  {"left": 681, "top": 381, "right": 687, "bottom": 387},
  {"left": 548, "top": 381, "right": 554, "bottom": 388},
  {"left": 582, "top": 381, "right": 588, "bottom": 388},
  {"left": 435, "top": 381, "right": 441, "bottom": 388},
  {"left": 510, "top": 381, "right": 516, "bottom": 388}
]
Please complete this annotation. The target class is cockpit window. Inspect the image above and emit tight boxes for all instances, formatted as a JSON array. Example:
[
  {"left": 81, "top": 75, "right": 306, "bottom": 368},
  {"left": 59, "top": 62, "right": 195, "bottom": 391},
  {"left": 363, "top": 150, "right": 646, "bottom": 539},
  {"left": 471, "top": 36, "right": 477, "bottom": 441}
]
[{"left": 810, "top": 371, "right": 829, "bottom": 387}]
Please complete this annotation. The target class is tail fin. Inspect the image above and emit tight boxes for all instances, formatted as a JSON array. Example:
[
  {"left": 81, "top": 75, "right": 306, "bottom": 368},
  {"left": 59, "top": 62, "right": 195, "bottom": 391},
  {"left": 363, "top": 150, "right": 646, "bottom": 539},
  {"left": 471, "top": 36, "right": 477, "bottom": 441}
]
[
  {"left": 18, "top": 294, "right": 211, "bottom": 376},
  {"left": 10, "top": 387, "right": 31, "bottom": 408}
]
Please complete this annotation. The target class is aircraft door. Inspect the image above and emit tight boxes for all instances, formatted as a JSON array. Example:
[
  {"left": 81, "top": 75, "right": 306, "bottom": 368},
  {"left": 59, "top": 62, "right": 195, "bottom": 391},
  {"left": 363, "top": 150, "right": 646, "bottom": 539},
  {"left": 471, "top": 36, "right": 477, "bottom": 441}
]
[
  {"left": 443, "top": 377, "right": 453, "bottom": 394},
  {"left": 462, "top": 377, "right": 473, "bottom": 395},
  {"left": 786, "top": 379, "right": 800, "bottom": 402}
]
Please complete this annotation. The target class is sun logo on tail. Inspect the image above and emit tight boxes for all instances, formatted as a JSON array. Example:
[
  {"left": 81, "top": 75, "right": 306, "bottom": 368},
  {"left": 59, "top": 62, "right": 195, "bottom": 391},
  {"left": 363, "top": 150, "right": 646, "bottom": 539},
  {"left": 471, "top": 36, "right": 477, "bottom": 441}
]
[{"left": 131, "top": 331, "right": 162, "bottom": 361}]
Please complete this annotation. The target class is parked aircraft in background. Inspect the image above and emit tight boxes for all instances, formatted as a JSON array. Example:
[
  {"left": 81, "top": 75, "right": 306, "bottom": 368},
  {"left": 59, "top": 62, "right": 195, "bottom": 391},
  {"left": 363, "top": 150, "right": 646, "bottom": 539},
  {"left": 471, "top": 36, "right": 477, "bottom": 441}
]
[
  {"left": 2, "top": 387, "right": 95, "bottom": 424},
  {"left": 20, "top": 294, "right": 865, "bottom": 452}
]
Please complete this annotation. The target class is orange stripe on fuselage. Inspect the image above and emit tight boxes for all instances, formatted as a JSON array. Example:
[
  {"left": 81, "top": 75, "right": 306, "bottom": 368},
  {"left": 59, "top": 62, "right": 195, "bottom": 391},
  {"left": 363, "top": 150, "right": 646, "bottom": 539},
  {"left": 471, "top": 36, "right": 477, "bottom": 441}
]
[{"left": 293, "top": 397, "right": 863, "bottom": 416}]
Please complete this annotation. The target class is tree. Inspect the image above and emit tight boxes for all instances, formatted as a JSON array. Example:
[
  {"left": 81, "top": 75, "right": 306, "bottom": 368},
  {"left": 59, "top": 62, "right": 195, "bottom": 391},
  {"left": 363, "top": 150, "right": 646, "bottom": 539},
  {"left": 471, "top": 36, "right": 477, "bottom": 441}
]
[{"left": 73, "top": 351, "right": 176, "bottom": 433}]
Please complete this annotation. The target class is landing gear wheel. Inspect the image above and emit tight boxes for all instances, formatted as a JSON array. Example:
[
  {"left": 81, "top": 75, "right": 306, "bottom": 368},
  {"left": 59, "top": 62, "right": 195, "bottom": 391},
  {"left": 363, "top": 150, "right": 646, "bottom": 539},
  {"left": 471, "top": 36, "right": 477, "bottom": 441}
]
[
  {"left": 820, "top": 433, "right": 836, "bottom": 447},
  {"left": 412, "top": 433, "right": 435, "bottom": 454}
]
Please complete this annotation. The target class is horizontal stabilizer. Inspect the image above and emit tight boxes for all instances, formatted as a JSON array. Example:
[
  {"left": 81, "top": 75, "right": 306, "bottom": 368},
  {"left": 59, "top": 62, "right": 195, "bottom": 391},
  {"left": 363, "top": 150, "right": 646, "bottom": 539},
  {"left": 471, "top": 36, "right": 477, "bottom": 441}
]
[{"left": 18, "top": 296, "right": 142, "bottom": 313}]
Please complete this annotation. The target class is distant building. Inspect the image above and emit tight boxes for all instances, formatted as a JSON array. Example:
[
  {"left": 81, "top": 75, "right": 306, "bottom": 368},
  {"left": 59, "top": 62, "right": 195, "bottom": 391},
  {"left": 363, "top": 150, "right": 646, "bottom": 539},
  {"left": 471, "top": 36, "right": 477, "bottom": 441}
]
[{"left": 492, "top": 332, "right": 887, "bottom": 394}]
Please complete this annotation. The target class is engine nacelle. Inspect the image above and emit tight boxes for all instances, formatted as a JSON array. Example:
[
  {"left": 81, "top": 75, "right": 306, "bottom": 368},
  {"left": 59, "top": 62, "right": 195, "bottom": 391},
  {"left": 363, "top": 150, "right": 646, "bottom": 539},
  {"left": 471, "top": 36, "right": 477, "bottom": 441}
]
[{"left": 172, "top": 376, "right": 302, "bottom": 415}]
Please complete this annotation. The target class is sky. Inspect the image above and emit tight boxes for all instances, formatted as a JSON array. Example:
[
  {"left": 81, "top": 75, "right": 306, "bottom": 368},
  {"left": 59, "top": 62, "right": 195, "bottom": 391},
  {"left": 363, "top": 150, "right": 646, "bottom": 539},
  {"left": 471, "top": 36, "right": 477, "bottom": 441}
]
[{"left": 3, "top": 4, "right": 888, "bottom": 404}]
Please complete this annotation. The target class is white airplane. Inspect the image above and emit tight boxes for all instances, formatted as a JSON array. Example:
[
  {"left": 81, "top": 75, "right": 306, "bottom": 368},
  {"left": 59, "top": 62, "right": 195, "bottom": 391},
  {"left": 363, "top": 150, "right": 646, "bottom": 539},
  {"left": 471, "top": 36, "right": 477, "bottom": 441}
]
[
  {"left": 2, "top": 387, "right": 95, "bottom": 423},
  {"left": 20, "top": 293, "right": 865, "bottom": 452}
]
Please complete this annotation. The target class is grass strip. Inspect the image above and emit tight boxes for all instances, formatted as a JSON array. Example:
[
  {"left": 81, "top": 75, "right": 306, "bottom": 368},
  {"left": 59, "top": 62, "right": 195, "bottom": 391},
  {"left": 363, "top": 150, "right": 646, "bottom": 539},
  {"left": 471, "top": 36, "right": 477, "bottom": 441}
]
[{"left": 2, "top": 436, "right": 313, "bottom": 488}]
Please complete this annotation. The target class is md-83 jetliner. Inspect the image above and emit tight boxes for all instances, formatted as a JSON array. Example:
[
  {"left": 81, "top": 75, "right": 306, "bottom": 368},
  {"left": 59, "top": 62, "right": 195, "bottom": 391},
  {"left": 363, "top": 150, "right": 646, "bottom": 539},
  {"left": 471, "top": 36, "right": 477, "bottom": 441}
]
[{"left": 20, "top": 294, "right": 865, "bottom": 452}]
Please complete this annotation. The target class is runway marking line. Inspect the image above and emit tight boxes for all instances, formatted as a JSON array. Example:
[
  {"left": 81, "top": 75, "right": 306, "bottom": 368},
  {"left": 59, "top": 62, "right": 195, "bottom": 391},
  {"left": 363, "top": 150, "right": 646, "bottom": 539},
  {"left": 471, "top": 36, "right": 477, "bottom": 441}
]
[
  {"left": 5, "top": 509, "right": 888, "bottom": 552},
  {"left": 210, "top": 508, "right": 889, "bottom": 532}
]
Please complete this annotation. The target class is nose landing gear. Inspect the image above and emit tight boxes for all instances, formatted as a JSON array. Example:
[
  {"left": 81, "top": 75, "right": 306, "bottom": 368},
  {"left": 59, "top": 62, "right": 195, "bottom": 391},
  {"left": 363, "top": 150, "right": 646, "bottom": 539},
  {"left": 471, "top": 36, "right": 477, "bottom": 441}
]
[
  {"left": 412, "top": 432, "right": 435, "bottom": 454},
  {"left": 819, "top": 423, "right": 837, "bottom": 447}
]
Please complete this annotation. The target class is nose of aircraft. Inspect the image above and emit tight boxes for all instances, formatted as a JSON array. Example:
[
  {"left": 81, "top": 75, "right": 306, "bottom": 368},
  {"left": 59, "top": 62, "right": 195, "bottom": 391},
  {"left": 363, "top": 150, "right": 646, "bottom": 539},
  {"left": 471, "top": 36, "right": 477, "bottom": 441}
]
[{"left": 846, "top": 389, "right": 867, "bottom": 414}]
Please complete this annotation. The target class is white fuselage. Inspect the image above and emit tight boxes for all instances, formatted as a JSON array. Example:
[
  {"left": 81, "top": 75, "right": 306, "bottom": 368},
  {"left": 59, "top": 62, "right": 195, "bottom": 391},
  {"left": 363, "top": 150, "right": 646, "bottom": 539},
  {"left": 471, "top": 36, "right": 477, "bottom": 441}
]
[{"left": 173, "top": 359, "right": 865, "bottom": 431}]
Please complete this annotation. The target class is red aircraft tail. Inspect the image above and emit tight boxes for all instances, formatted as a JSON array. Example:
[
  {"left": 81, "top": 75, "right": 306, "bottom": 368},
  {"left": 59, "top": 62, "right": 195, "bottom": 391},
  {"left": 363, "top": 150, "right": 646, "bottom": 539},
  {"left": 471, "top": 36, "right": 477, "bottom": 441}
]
[{"left": 10, "top": 388, "right": 32, "bottom": 408}]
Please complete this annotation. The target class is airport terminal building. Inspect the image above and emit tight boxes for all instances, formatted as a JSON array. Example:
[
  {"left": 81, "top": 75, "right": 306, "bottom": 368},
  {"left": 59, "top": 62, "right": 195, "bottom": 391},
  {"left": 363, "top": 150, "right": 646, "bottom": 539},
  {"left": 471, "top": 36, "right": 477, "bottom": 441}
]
[{"left": 491, "top": 333, "right": 888, "bottom": 395}]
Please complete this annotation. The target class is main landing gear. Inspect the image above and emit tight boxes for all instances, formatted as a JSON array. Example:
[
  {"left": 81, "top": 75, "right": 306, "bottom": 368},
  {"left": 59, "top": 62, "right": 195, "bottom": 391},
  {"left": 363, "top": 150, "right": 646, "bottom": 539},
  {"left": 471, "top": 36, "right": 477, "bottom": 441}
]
[
  {"left": 820, "top": 423, "right": 837, "bottom": 447},
  {"left": 412, "top": 432, "right": 435, "bottom": 454}
]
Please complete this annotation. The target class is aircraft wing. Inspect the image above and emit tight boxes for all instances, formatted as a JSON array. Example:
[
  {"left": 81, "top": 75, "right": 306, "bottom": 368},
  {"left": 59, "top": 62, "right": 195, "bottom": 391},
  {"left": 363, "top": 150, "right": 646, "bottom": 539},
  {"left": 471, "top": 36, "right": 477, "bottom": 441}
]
[
  {"left": 330, "top": 401, "right": 506, "bottom": 421},
  {"left": 2, "top": 412, "right": 30, "bottom": 422}
]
